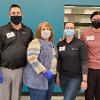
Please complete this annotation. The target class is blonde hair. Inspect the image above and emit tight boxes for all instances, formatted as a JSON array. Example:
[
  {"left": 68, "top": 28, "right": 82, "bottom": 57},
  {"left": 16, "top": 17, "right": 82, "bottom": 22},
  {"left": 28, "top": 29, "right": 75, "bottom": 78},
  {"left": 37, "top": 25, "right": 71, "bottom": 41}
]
[{"left": 35, "top": 21, "right": 54, "bottom": 42}]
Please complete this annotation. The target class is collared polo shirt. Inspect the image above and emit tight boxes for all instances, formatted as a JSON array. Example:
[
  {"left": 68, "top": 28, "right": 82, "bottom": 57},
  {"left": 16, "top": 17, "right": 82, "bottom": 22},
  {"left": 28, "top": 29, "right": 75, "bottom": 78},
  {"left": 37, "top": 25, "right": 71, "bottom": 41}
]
[{"left": 0, "top": 22, "right": 33, "bottom": 69}]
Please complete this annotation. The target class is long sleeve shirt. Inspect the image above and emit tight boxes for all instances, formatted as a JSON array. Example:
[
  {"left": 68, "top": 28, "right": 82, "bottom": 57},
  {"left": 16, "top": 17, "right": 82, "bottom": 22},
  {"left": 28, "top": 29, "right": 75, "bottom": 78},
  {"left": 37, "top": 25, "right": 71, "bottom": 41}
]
[
  {"left": 57, "top": 37, "right": 88, "bottom": 78},
  {"left": 23, "top": 38, "right": 53, "bottom": 90},
  {"left": 81, "top": 28, "right": 100, "bottom": 69}
]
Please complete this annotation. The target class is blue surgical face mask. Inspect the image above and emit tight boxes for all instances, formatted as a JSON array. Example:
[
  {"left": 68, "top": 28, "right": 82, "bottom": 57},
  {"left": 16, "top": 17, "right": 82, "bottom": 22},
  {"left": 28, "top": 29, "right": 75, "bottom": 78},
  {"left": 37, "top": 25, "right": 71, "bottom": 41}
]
[{"left": 64, "top": 29, "right": 75, "bottom": 36}]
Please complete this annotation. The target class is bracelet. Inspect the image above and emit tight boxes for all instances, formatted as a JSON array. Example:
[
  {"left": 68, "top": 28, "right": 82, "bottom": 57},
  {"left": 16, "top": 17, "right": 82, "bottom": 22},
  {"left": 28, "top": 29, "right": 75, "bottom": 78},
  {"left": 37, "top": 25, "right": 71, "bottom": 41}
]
[{"left": 82, "top": 80, "right": 87, "bottom": 82}]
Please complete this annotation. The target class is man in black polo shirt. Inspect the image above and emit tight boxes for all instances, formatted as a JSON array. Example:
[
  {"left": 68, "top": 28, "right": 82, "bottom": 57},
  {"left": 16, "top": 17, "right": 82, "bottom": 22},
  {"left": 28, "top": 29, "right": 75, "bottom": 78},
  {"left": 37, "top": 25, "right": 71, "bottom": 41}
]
[{"left": 0, "top": 4, "right": 33, "bottom": 100}]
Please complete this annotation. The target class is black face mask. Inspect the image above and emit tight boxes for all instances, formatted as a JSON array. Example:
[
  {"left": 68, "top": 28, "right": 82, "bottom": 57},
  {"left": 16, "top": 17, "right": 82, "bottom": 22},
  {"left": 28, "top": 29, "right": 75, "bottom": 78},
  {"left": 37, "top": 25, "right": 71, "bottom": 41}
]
[
  {"left": 10, "top": 16, "right": 22, "bottom": 25},
  {"left": 91, "top": 21, "right": 100, "bottom": 29}
]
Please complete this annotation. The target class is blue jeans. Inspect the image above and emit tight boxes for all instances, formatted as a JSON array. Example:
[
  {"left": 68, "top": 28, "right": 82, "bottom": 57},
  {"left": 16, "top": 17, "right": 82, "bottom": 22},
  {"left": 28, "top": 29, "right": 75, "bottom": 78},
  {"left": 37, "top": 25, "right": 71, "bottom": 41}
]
[
  {"left": 45, "top": 75, "right": 56, "bottom": 100},
  {"left": 60, "top": 75, "right": 81, "bottom": 100},
  {"left": 28, "top": 88, "right": 47, "bottom": 100}
]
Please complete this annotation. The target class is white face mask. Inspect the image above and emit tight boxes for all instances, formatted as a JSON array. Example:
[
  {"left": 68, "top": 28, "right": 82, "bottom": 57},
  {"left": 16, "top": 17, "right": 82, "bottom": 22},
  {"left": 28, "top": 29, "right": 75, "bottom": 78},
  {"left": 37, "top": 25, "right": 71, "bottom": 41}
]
[{"left": 41, "top": 30, "right": 51, "bottom": 40}]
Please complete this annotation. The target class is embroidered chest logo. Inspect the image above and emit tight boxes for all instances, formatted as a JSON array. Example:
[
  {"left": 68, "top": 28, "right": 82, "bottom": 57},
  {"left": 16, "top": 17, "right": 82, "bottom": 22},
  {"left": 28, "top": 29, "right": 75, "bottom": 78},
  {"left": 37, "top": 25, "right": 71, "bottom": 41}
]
[
  {"left": 6, "top": 32, "right": 15, "bottom": 38},
  {"left": 71, "top": 47, "right": 78, "bottom": 51},
  {"left": 22, "top": 31, "right": 26, "bottom": 34}
]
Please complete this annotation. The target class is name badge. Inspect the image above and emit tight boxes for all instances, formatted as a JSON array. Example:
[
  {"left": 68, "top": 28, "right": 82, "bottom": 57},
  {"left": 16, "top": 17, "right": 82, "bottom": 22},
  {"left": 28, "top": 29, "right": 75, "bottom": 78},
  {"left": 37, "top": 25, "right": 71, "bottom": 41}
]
[
  {"left": 6, "top": 32, "right": 15, "bottom": 38},
  {"left": 86, "top": 35, "right": 94, "bottom": 41},
  {"left": 59, "top": 46, "right": 66, "bottom": 51}
]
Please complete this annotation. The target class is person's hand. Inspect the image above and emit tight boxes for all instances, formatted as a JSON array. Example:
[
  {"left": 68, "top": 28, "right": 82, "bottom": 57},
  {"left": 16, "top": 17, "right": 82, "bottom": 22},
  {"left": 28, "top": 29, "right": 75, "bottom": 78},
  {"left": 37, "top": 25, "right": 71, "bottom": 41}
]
[
  {"left": 44, "top": 70, "right": 53, "bottom": 80},
  {"left": 81, "top": 80, "right": 87, "bottom": 91},
  {"left": 80, "top": 88, "right": 85, "bottom": 94},
  {"left": 0, "top": 73, "right": 3, "bottom": 83},
  {"left": 56, "top": 77, "right": 60, "bottom": 86},
  {"left": 56, "top": 73, "right": 60, "bottom": 86}
]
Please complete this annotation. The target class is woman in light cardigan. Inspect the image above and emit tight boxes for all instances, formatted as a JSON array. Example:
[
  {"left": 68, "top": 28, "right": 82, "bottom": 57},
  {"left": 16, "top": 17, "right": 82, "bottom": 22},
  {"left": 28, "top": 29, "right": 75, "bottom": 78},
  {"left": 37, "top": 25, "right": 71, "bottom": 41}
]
[{"left": 23, "top": 22, "right": 55, "bottom": 100}]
